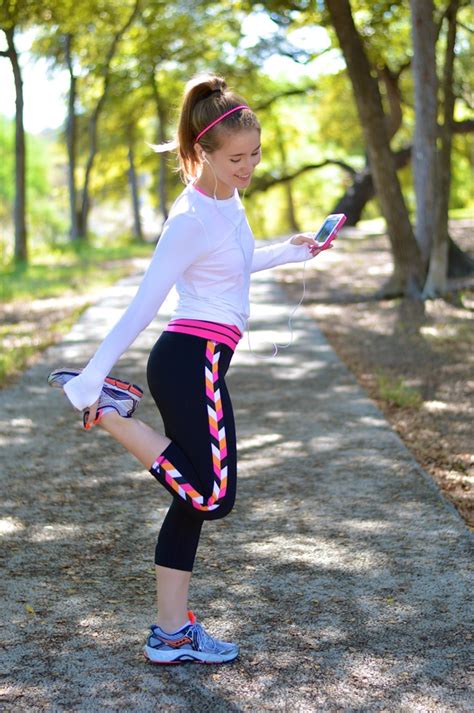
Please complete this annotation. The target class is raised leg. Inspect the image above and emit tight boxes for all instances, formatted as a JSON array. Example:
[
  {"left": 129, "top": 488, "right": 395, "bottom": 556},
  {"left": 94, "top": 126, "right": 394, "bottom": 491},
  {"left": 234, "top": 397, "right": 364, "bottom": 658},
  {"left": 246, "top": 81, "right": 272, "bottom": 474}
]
[{"left": 98, "top": 411, "right": 170, "bottom": 469}]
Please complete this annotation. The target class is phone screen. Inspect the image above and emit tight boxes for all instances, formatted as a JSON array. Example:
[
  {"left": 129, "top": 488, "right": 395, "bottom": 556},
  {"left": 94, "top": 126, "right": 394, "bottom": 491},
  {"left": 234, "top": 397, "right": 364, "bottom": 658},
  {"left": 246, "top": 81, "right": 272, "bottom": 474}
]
[{"left": 315, "top": 216, "right": 341, "bottom": 244}]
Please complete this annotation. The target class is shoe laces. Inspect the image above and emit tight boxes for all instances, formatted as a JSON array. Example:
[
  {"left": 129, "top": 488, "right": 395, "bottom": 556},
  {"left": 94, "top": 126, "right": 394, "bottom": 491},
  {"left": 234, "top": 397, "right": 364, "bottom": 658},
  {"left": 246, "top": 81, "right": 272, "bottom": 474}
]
[{"left": 190, "top": 621, "right": 220, "bottom": 653}]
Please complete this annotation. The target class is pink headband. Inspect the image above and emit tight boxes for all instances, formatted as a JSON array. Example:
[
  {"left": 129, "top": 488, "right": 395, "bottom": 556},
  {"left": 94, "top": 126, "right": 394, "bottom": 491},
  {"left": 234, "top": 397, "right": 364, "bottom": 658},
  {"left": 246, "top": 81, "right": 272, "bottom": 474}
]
[{"left": 194, "top": 105, "right": 249, "bottom": 143}]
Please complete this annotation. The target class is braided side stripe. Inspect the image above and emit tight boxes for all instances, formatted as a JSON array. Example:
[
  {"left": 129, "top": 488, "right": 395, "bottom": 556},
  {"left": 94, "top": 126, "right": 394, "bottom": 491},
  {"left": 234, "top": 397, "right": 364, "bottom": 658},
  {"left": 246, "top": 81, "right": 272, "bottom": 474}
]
[
  {"left": 150, "top": 340, "right": 227, "bottom": 512},
  {"left": 205, "top": 341, "right": 228, "bottom": 506}
]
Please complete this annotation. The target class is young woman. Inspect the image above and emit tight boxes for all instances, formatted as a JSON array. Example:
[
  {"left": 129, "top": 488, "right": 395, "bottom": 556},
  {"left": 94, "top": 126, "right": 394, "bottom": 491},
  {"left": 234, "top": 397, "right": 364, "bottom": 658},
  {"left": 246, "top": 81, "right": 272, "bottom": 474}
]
[{"left": 48, "top": 74, "right": 328, "bottom": 665}]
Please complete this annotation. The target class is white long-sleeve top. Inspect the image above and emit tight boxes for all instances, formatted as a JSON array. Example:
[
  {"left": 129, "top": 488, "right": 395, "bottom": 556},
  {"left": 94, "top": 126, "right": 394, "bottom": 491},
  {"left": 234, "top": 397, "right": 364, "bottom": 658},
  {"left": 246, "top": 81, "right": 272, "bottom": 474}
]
[{"left": 64, "top": 183, "right": 312, "bottom": 410}]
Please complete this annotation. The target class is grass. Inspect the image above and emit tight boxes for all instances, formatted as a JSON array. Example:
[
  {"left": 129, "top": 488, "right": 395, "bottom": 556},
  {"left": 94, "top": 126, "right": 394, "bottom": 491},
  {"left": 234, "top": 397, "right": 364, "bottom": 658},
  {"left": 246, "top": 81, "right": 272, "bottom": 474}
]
[
  {"left": 0, "top": 304, "right": 89, "bottom": 386},
  {"left": 0, "top": 240, "right": 154, "bottom": 303},
  {"left": 0, "top": 238, "right": 154, "bottom": 387},
  {"left": 376, "top": 371, "right": 423, "bottom": 409},
  {"left": 448, "top": 207, "right": 474, "bottom": 220}
]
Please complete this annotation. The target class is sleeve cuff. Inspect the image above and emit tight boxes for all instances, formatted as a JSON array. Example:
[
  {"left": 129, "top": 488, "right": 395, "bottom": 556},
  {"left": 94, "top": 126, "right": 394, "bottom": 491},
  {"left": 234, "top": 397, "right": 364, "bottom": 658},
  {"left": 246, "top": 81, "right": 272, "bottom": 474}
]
[
  {"left": 63, "top": 366, "right": 105, "bottom": 411},
  {"left": 282, "top": 239, "right": 313, "bottom": 263}
]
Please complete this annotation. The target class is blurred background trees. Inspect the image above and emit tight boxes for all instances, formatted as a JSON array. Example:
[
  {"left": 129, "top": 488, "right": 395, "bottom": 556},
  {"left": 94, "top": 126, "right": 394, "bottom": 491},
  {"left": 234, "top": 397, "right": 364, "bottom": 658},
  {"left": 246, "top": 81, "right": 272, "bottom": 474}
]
[{"left": 1, "top": 0, "right": 472, "bottom": 296}]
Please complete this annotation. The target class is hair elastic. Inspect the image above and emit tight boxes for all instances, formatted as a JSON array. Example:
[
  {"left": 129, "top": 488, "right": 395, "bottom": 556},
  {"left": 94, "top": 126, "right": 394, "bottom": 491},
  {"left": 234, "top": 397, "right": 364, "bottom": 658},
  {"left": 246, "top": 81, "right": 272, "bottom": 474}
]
[{"left": 194, "top": 105, "right": 249, "bottom": 143}]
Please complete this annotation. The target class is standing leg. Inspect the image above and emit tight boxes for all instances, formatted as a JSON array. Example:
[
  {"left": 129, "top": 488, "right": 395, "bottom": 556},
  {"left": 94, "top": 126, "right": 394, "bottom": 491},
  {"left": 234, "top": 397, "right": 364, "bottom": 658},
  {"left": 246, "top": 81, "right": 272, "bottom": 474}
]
[
  {"left": 155, "top": 565, "right": 191, "bottom": 632},
  {"left": 97, "top": 412, "right": 193, "bottom": 632},
  {"left": 153, "top": 498, "right": 204, "bottom": 632}
]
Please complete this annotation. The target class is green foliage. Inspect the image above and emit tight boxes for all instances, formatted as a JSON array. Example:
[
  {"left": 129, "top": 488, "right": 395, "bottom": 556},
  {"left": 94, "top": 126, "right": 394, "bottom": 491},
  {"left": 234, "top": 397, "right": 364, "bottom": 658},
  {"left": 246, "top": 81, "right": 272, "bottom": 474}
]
[
  {"left": 0, "top": 237, "right": 154, "bottom": 386},
  {"left": 0, "top": 117, "right": 69, "bottom": 260},
  {"left": 350, "top": 1, "right": 413, "bottom": 69},
  {"left": 315, "top": 72, "right": 364, "bottom": 156},
  {"left": 450, "top": 134, "right": 474, "bottom": 211},
  {"left": 1, "top": 0, "right": 473, "bottom": 251},
  {"left": 0, "top": 0, "right": 49, "bottom": 29}
]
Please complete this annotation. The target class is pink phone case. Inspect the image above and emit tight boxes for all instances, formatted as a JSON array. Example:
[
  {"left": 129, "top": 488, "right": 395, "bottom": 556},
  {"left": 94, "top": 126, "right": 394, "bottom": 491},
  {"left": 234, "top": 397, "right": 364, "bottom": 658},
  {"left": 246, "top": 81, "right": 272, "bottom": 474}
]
[{"left": 312, "top": 213, "right": 347, "bottom": 251}]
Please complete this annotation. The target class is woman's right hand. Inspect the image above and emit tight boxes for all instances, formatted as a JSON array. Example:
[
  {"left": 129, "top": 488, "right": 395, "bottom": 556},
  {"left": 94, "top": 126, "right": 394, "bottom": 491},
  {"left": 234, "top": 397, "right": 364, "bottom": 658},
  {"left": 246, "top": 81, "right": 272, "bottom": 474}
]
[{"left": 82, "top": 398, "right": 99, "bottom": 430}]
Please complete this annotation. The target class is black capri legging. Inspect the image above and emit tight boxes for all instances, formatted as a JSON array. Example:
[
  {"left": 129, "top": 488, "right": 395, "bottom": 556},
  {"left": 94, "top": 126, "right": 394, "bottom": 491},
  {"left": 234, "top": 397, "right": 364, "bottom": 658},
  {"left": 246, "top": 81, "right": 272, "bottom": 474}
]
[{"left": 146, "top": 331, "right": 237, "bottom": 572}]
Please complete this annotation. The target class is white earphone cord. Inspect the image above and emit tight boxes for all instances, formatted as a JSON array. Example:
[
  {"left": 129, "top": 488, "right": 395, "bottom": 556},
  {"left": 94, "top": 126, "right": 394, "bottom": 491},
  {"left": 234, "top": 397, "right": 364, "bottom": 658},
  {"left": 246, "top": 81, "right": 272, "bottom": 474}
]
[
  {"left": 204, "top": 156, "right": 307, "bottom": 360},
  {"left": 245, "top": 259, "right": 307, "bottom": 360}
]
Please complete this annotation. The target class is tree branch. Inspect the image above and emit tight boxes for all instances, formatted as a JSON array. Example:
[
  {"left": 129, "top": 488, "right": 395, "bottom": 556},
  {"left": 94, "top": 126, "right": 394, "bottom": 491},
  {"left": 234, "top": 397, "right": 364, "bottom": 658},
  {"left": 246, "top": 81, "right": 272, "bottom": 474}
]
[
  {"left": 246, "top": 116, "right": 472, "bottom": 198},
  {"left": 436, "top": 0, "right": 470, "bottom": 35},
  {"left": 254, "top": 86, "right": 317, "bottom": 112},
  {"left": 453, "top": 118, "right": 474, "bottom": 133},
  {"left": 278, "top": 45, "right": 333, "bottom": 65},
  {"left": 246, "top": 159, "right": 356, "bottom": 196},
  {"left": 457, "top": 21, "right": 474, "bottom": 33}
]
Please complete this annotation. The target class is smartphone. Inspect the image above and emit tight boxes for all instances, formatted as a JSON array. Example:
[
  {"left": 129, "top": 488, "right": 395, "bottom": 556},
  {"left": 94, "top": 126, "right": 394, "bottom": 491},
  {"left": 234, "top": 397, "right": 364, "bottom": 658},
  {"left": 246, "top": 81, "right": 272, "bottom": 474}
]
[{"left": 312, "top": 213, "right": 347, "bottom": 250}]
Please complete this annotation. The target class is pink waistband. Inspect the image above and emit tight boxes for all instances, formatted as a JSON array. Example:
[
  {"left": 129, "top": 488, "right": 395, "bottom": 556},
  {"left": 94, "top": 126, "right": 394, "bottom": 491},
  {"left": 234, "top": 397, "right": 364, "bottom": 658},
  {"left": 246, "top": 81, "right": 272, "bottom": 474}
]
[{"left": 164, "top": 319, "right": 242, "bottom": 352}]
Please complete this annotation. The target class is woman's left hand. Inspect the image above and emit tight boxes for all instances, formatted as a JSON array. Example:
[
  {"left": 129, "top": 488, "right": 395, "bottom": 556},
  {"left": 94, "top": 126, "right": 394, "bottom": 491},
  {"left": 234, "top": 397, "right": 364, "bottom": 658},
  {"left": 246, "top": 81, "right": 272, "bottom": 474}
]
[{"left": 289, "top": 232, "right": 333, "bottom": 257}]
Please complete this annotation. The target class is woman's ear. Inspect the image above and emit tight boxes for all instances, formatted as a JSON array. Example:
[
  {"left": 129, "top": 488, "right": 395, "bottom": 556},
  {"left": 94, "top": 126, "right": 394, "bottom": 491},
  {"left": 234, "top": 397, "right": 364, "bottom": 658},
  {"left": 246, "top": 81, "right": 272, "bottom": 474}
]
[{"left": 195, "top": 143, "right": 205, "bottom": 162}]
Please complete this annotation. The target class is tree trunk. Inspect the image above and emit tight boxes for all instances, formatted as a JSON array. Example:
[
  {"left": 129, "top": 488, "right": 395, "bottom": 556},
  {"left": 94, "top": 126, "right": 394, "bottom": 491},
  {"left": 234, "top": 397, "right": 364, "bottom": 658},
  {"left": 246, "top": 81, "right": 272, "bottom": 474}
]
[
  {"left": 4, "top": 27, "right": 27, "bottom": 262},
  {"left": 150, "top": 71, "right": 168, "bottom": 223},
  {"left": 64, "top": 33, "right": 80, "bottom": 241},
  {"left": 79, "top": 0, "right": 140, "bottom": 238},
  {"left": 332, "top": 149, "right": 413, "bottom": 224},
  {"left": 326, "top": 0, "right": 424, "bottom": 296},
  {"left": 127, "top": 126, "right": 143, "bottom": 241},
  {"left": 330, "top": 142, "right": 472, "bottom": 278},
  {"left": 80, "top": 113, "right": 97, "bottom": 239},
  {"left": 448, "top": 238, "right": 474, "bottom": 278},
  {"left": 409, "top": 0, "right": 438, "bottom": 263},
  {"left": 76, "top": 206, "right": 85, "bottom": 239},
  {"left": 157, "top": 99, "right": 168, "bottom": 223},
  {"left": 284, "top": 178, "right": 299, "bottom": 233},
  {"left": 377, "top": 64, "right": 405, "bottom": 141},
  {"left": 423, "top": 0, "right": 459, "bottom": 296},
  {"left": 276, "top": 123, "right": 300, "bottom": 232},
  {"left": 331, "top": 122, "right": 472, "bottom": 224},
  {"left": 331, "top": 166, "right": 374, "bottom": 224}
]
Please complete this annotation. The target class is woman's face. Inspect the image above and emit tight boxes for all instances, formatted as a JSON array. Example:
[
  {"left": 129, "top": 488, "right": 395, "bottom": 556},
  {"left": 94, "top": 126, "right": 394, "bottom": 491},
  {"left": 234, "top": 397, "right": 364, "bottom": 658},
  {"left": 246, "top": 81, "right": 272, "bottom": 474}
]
[{"left": 199, "top": 128, "right": 261, "bottom": 195}]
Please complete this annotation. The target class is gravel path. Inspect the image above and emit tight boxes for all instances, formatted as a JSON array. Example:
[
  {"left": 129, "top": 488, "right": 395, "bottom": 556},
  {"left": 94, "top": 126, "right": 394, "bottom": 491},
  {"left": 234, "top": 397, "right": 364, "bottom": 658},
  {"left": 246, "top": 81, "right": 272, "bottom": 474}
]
[{"left": 1, "top": 266, "right": 472, "bottom": 712}]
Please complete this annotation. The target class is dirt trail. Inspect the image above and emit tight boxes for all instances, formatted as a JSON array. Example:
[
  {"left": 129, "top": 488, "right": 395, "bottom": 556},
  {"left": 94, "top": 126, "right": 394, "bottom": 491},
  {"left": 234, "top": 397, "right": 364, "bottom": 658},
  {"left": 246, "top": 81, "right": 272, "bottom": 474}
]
[{"left": 1, "top": 268, "right": 472, "bottom": 712}]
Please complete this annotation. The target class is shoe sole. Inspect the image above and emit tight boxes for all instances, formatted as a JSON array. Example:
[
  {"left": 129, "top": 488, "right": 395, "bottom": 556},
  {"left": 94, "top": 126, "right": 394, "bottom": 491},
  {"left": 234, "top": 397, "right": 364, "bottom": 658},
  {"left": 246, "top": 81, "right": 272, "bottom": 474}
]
[{"left": 143, "top": 646, "right": 238, "bottom": 665}]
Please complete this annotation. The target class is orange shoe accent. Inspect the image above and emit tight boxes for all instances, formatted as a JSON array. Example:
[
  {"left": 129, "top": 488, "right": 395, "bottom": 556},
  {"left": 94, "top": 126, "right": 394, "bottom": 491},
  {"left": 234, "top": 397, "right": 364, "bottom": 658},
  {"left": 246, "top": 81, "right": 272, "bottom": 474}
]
[
  {"left": 161, "top": 635, "right": 192, "bottom": 648},
  {"left": 105, "top": 376, "right": 143, "bottom": 397}
]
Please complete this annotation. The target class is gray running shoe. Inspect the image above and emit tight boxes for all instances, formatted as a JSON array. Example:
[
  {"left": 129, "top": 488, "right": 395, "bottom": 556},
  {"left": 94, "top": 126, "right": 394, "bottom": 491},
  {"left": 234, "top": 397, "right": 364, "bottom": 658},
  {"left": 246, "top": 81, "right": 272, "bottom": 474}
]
[
  {"left": 92, "top": 376, "right": 143, "bottom": 421},
  {"left": 144, "top": 611, "right": 239, "bottom": 665},
  {"left": 48, "top": 367, "right": 143, "bottom": 423},
  {"left": 47, "top": 367, "right": 82, "bottom": 389}
]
